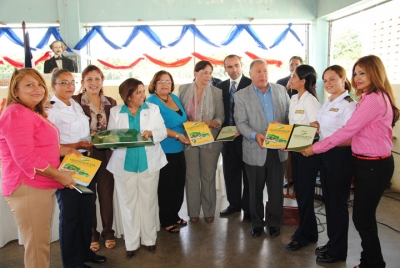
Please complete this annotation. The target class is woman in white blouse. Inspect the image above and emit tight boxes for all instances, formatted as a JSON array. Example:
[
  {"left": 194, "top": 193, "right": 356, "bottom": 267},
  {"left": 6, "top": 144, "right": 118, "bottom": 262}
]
[
  {"left": 47, "top": 69, "right": 107, "bottom": 267},
  {"left": 285, "top": 65, "right": 321, "bottom": 252}
]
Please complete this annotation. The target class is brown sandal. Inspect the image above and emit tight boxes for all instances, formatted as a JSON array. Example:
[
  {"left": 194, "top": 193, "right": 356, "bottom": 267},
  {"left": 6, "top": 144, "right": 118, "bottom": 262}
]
[
  {"left": 165, "top": 225, "right": 180, "bottom": 233},
  {"left": 176, "top": 218, "right": 188, "bottom": 225}
]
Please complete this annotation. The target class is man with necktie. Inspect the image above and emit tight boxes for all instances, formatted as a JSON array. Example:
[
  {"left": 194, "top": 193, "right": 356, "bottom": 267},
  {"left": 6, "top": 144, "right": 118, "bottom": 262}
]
[
  {"left": 216, "top": 55, "right": 252, "bottom": 222},
  {"left": 43, "top": 40, "right": 78, "bottom": 73}
]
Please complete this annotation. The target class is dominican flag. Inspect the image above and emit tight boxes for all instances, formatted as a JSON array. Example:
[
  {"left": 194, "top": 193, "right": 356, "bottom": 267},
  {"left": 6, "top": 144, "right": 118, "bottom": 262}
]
[{"left": 24, "top": 31, "right": 35, "bottom": 68}]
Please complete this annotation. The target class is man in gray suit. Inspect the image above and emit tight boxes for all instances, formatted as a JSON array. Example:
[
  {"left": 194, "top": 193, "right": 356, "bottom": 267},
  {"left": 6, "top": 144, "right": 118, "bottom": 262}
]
[{"left": 234, "top": 59, "right": 290, "bottom": 238}]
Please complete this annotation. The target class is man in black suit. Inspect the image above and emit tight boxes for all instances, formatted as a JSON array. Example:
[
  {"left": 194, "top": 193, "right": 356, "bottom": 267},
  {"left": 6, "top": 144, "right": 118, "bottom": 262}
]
[
  {"left": 210, "top": 76, "right": 222, "bottom": 87},
  {"left": 276, "top": 56, "right": 303, "bottom": 98},
  {"left": 216, "top": 55, "right": 252, "bottom": 222},
  {"left": 44, "top": 40, "right": 78, "bottom": 73}
]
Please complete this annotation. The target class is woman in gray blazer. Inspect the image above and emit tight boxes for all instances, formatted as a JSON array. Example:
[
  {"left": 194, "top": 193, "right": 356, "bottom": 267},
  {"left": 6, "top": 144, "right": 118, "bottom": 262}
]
[{"left": 178, "top": 61, "right": 224, "bottom": 223}]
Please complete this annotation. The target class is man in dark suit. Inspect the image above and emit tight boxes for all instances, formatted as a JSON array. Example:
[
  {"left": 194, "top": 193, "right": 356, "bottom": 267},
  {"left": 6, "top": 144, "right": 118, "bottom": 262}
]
[
  {"left": 276, "top": 56, "right": 303, "bottom": 99},
  {"left": 216, "top": 55, "right": 252, "bottom": 222},
  {"left": 210, "top": 76, "right": 222, "bottom": 87},
  {"left": 44, "top": 40, "right": 78, "bottom": 73},
  {"left": 234, "top": 59, "right": 290, "bottom": 238}
]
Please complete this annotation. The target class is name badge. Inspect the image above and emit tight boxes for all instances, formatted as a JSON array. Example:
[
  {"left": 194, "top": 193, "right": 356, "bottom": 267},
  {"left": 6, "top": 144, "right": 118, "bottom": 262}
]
[
  {"left": 295, "top": 110, "right": 304, "bottom": 114},
  {"left": 329, "top": 108, "right": 339, "bottom": 112}
]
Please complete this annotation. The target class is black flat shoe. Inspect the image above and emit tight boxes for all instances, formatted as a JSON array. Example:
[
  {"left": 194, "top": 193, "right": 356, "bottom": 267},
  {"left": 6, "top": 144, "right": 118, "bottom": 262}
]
[
  {"left": 315, "top": 244, "right": 330, "bottom": 254},
  {"left": 251, "top": 227, "right": 263, "bottom": 238},
  {"left": 269, "top": 227, "right": 280, "bottom": 238},
  {"left": 243, "top": 211, "right": 251, "bottom": 222},
  {"left": 220, "top": 206, "right": 240, "bottom": 216},
  {"left": 145, "top": 245, "right": 156, "bottom": 253},
  {"left": 90, "top": 255, "right": 107, "bottom": 263},
  {"left": 285, "top": 240, "right": 302, "bottom": 251},
  {"left": 316, "top": 253, "right": 346, "bottom": 263},
  {"left": 126, "top": 250, "right": 136, "bottom": 259}
]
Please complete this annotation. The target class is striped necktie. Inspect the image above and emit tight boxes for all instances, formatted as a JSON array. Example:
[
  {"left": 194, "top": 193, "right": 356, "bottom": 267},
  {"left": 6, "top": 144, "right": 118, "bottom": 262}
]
[{"left": 229, "top": 81, "right": 237, "bottom": 125}]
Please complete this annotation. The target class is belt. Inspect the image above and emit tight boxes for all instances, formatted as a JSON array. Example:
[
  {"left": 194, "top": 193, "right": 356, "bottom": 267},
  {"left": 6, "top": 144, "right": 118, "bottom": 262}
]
[{"left": 352, "top": 153, "right": 391, "bottom": 160}]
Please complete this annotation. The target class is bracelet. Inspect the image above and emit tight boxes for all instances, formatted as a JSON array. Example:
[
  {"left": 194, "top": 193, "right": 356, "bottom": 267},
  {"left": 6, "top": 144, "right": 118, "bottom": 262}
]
[{"left": 175, "top": 133, "right": 180, "bottom": 140}]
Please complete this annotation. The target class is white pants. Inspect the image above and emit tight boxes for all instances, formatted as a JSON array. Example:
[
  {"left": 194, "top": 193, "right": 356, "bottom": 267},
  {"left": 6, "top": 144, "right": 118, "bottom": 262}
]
[{"left": 114, "top": 169, "right": 160, "bottom": 250}]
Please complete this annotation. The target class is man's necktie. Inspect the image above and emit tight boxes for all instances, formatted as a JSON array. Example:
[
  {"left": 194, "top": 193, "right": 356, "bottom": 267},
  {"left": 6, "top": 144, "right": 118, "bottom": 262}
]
[
  {"left": 55, "top": 57, "right": 62, "bottom": 60},
  {"left": 229, "top": 81, "right": 237, "bottom": 126}
]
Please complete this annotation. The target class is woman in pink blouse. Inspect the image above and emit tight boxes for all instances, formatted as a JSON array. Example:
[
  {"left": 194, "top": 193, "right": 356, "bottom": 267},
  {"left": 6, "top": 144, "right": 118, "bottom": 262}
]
[
  {"left": 302, "top": 55, "right": 400, "bottom": 268},
  {"left": 0, "top": 68, "right": 78, "bottom": 268}
]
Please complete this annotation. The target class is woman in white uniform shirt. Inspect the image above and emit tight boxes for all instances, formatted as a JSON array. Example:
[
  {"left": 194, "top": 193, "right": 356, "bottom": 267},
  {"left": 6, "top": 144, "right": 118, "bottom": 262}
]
[
  {"left": 47, "top": 69, "right": 107, "bottom": 267},
  {"left": 315, "top": 65, "right": 357, "bottom": 264},
  {"left": 285, "top": 65, "right": 321, "bottom": 252}
]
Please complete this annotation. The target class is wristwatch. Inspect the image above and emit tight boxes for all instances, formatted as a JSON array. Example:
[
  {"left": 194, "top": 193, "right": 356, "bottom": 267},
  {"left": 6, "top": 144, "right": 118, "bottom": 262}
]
[{"left": 175, "top": 133, "right": 180, "bottom": 140}]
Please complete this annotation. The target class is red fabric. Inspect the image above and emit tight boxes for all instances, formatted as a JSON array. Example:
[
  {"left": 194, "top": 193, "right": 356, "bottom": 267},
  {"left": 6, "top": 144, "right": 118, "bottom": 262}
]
[
  {"left": 244, "top": 51, "right": 282, "bottom": 67},
  {"left": 2, "top": 52, "right": 52, "bottom": 68},
  {"left": 34, "top": 51, "right": 52, "bottom": 65},
  {"left": 143, "top": 54, "right": 192, "bottom": 68},
  {"left": 191, "top": 52, "right": 224, "bottom": 65},
  {"left": 3, "top": 57, "right": 23, "bottom": 68},
  {"left": 97, "top": 58, "right": 145, "bottom": 69}
]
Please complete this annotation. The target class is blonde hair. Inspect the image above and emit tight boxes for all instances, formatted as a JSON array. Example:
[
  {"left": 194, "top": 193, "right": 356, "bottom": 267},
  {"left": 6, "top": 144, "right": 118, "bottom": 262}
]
[{"left": 7, "top": 68, "right": 49, "bottom": 117}]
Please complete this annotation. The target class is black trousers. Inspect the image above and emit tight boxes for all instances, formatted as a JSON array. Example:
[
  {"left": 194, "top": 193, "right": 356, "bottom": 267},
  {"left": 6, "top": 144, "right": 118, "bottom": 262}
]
[
  {"left": 353, "top": 155, "right": 393, "bottom": 268},
  {"left": 90, "top": 147, "right": 115, "bottom": 241},
  {"left": 221, "top": 136, "right": 250, "bottom": 212},
  {"left": 158, "top": 151, "right": 186, "bottom": 227},
  {"left": 320, "top": 147, "right": 353, "bottom": 258},
  {"left": 56, "top": 188, "right": 96, "bottom": 268},
  {"left": 291, "top": 151, "right": 321, "bottom": 246},
  {"left": 245, "top": 150, "right": 286, "bottom": 228}
]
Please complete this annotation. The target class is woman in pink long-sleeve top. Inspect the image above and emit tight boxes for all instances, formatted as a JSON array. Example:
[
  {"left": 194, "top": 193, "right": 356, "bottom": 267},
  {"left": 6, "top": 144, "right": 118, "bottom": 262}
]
[
  {"left": 0, "top": 68, "right": 78, "bottom": 268},
  {"left": 301, "top": 55, "right": 400, "bottom": 268}
]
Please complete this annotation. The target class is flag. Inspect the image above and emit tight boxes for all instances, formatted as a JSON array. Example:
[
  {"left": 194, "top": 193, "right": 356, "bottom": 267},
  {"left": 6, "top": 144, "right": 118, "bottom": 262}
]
[{"left": 24, "top": 31, "right": 35, "bottom": 68}]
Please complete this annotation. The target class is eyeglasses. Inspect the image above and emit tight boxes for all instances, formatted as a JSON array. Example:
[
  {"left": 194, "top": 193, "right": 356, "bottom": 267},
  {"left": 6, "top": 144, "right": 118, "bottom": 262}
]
[
  {"left": 156, "top": 80, "right": 172, "bottom": 84},
  {"left": 96, "top": 114, "right": 103, "bottom": 131},
  {"left": 54, "top": 81, "right": 78, "bottom": 86}
]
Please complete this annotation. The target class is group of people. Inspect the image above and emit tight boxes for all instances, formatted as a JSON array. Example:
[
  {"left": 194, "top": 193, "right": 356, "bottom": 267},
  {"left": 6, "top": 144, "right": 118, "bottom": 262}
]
[
  {"left": 214, "top": 54, "right": 396, "bottom": 268},
  {"left": 0, "top": 45, "right": 397, "bottom": 268}
]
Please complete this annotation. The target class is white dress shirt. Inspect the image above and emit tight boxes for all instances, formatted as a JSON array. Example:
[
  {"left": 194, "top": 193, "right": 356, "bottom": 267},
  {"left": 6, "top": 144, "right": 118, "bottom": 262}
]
[
  {"left": 289, "top": 90, "right": 321, "bottom": 125},
  {"left": 47, "top": 96, "right": 91, "bottom": 152},
  {"left": 230, "top": 75, "right": 243, "bottom": 92},
  {"left": 318, "top": 91, "right": 357, "bottom": 140}
]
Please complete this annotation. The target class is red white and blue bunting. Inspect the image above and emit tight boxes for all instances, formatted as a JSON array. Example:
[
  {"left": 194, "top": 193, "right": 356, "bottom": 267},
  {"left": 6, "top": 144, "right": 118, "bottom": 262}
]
[{"left": 0, "top": 23, "right": 301, "bottom": 69}]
